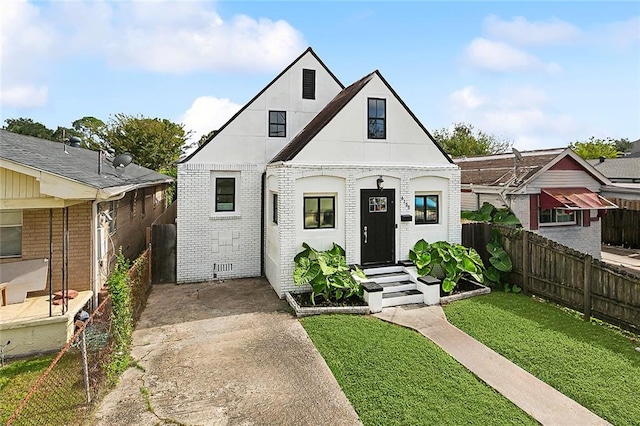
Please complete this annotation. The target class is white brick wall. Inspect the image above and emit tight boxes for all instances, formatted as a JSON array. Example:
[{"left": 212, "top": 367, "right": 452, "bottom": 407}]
[
  {"left": 177, "top": 163, "right": 262, "bottom": 283},
  {"left": 269, "top": 163, "right": 461, "bottom": 296},
  {"left": 539, "top": 217, "right": 602, "bottom": 259}
]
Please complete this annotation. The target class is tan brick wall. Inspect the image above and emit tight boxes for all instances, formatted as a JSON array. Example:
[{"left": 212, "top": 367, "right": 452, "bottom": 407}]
[
  {"left": 98, "top": 185, "right": 169, "bottom": 284},
  {"left": 1, "top": 185, "right": 169, "bottom": 297},
  {"left": 0, "top": 202, "right": 93, "bottom": 295}
]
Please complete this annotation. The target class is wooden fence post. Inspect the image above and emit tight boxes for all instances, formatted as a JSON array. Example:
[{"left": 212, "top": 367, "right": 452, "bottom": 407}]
[
  {"left": 583, "top": 255, "right": 592, "bottom": 321},
  {"left": 522, "top": 231, "right": 529, "bottom": 294}
]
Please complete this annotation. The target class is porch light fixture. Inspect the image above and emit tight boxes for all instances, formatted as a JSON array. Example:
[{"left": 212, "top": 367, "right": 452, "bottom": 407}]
[{"left": 376, "top": 176, "right": 384, "bottom": 191}]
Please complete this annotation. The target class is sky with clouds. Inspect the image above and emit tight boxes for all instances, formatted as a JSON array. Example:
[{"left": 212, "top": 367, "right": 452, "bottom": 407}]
[{"left": 1, "top": 1, "right": 638, "bottom": 150}]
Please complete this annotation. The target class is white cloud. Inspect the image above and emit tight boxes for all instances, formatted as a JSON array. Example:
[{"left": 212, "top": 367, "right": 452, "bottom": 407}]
[
  {"left": 447, "top": 85, "right": 578, "bottom": 149},
  {"left": 1, "top": 1, "right": 306, "bottom": 109},
  {"left": 464, "top": 38, "right": 561, "bottom": 73},
  {"left": 54, "top": 1, "right": 306, "bottom": 74},
  {"left": 180, "top": 96, "right": 242, "bottom": 143},
  {"left": 449, "top": 87, "right": 487, "bottom": 110},
  {"left": 0, "top": 85, "right": 48, "bottom": 108},
  {"left": 483, "top": 15, "right": 581, "bottom": 46},
  {"left": 599, "top": 16, "right": 640, "bottom": 49},
  {"left": 0, "top": 0, "right": 56, "bottom": 108}
]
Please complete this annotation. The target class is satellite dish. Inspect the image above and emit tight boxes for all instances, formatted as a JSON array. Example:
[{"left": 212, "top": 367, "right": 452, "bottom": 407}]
[
  {"left": 69, "top": 136, "right": 82, "bottom": 148},
  {"left": 512, "top": 147, "right": 523, "bottom": 161},
  {"left": 113, "top": 153, "right": 133, "bottom": 168}
]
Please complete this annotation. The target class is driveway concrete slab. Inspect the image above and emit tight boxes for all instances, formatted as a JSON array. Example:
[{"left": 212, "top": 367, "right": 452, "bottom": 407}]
[
  {"left": 375, "top": 305, "right": 611, "bottom": 426},
  {"left": 93, "top": 278, "right": 361, "bottom": 426}
]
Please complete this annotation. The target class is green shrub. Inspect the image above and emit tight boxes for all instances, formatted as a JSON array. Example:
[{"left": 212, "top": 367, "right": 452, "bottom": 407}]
[
  {"left": 106, "top": 249, "right": 132, "bottom": 384},
  {"left": 293, "top": 243, "right": 365, "bottom": 304},
  {"left": 409, "top": 240, "right": 484, "bottom": 293}
]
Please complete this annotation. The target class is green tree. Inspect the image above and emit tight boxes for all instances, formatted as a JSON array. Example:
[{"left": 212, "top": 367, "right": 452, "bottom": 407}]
[
  {"left": 72, "top": 116, "right": 106, "bottom": 150},
  {"left": 3, "top": 118, "right": 55, "bottom": 140},
  {"left": 98, "top": 114, "right": 192, "bottom": 171},
  {"left": 569, "top": 137, "right": 619, "bottom": 160},
  {"left": 612, "top": 137, "right": 633, "bottom": 154},
  {"left": 432, "top": 122, "right": 511, "bottom": 158}
]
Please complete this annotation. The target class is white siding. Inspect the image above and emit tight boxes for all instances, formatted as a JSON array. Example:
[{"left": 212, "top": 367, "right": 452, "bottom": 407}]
[
  {"left": 527, "top": 170, "right": 601, "bottom": 192},
  {"left": 291, "top": 74, "right": 451, "bottom": 166},
  {"left": 187, "top": 52, "right": 343, "bottom": 166}
]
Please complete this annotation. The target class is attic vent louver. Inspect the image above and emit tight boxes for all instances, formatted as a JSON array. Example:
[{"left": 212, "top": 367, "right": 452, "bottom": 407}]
[{"left": 302, "top": 69, "right": 316, "bottom": 100}]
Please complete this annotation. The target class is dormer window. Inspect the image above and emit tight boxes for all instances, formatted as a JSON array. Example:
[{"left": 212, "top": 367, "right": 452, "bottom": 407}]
[
  {"left": 368, "top": 98, "right": 386, "bottom": 139},
  {"left": 302, "top": 69, "right": 316, "bottom": 99},
  {"left": 269, "top": 111, "right": 286, "bottom": 137}
]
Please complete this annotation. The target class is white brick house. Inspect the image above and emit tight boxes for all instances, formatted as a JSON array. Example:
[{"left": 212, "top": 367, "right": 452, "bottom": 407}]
[
  {"left": 456, "top": 149, "right": 617, "bottom": 259},
  {"left": 178, "top": 48, "right": 460, "bottom": 296}
]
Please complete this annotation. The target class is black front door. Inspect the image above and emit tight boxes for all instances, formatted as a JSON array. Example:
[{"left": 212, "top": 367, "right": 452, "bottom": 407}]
[{"left": 361, "top": 189, "right": 395, "bottom": 265}]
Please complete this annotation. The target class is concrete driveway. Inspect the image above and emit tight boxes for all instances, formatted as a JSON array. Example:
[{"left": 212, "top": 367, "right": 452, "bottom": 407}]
[{"left": 93, "top": 278, "right": 361, "bottom": 426}]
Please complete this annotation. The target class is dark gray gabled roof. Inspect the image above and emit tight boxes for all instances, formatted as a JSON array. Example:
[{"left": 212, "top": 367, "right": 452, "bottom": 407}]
[
  {"left": 0, "top": 130, "right": 172, "bottom": 190},
  {"left": 270, "top": 70, "right": 453, "bottom": 164},
  {"left": 589, "top": 157, "right": 640, "bottom": 181}
]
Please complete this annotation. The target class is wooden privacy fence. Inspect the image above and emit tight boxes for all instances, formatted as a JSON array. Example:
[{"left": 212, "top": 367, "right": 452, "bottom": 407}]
[
  {"left": 601, "top": 208, "right": 640, "bottom": 249},
  {"left": 462, "top": 223, "right": 640, "bottom": 333}
]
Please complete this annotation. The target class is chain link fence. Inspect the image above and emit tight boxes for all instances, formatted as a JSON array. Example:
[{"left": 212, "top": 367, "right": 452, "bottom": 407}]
[
  {"left": 6, "top": 249, "right": 151, "bottom": 425},
  {"left": 7, "top": 296, "right": 113, "bottom": 426}
]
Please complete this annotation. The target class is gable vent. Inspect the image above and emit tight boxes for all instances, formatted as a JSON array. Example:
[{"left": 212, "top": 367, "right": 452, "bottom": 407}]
[{"left": 302, "top": 68, "right": 316, "bottom": 100}]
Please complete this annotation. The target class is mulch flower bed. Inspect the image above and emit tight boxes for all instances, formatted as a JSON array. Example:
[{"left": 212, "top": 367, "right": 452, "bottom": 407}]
[{"left": 291, "top": 292, "right": 367, "bottom": 308}]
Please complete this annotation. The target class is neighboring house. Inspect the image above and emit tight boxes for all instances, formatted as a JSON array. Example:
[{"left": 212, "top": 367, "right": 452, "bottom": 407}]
[
  {"left": 456, "top": 148, "right": 617, "bottom": 259},
  {"left": 0, "top": 130, "right": 173, "bottom": 306},
  {"left": 590, "top": 156, "right": 640, "bottom": 206},
  {"left": 627, "top": 138, "right": 640, "bottom": 158},
  {"left": 178, "top": 47, "right": 460, "bottom": 297}
]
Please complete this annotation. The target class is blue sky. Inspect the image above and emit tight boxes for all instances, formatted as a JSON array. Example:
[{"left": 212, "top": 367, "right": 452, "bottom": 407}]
[{"left": 2, "top": 1, "right": 638, "bottom": 150}]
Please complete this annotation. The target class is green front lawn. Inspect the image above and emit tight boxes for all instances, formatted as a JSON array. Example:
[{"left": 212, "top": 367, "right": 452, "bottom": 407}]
[
  {"left": 0, "top": 354, "right": 55, "bottom": 423},
  {"left": 443, "top": 292, "right": 640, "bottom": 426},
  {"left": 301, "top": 315, "right": 537, "bottom": 425}
]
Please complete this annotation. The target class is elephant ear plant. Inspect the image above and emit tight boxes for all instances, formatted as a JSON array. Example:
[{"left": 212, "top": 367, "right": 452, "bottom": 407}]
[
  {"left": 484, "top": 230, "right": 520, "bottom": 293},
  {"left": 408, "top": 240, "right": 485, "bottom": 294},
  {"left": 293, "top": 243, "right": 366, "bottom": 305}
]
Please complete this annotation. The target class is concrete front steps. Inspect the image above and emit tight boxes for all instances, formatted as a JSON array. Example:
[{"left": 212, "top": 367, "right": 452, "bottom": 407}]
[{"left": 362, "top": 265, "right": 425, "bottom": 308}]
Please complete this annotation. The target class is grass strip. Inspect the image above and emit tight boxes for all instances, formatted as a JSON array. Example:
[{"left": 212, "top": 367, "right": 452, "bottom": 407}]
[
  {"left": 443, "top": 292, "right": 640, "bottom": 426},
  {"left": 301, "top": 314, "right": 537, "bottom": 426}
]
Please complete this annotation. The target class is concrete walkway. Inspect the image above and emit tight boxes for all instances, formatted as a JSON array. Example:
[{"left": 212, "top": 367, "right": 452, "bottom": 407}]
[
  {"left": 601, "top": 245, "right": 640, "bottom": 274},
  {"left": 94, "top": 278, "right": 361, "bottom": 425},
  {"left": 375, "top": 305, "right": 611, "bottom": 426}
]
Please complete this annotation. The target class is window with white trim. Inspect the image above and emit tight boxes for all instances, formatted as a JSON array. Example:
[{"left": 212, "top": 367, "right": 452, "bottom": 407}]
[
  {"left": 0, "top": 210, "right": 22, "bottom": 257},
  {"left": 272, "top": 193, "right": 278, "bottom": 224},
  {"left": 304, "top": 196, "right": 335, "bottom": 229},
  {"left": 539, "top": 208, "right": 577, "bottom": 226},
  {"left": 415, "top": 195, "right": 439, "bottom": 224},
  {"left": 215, "top": 178, "right": 236, "bottom": 212}
]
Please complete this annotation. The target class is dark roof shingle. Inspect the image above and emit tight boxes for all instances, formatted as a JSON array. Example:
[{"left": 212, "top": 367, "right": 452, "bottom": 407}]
[
  {"left": 455, "top": 149, "right": 563, "bottom": 186},
  {"left": 0, "top": 130, "right": 172, "bottom": 190}
]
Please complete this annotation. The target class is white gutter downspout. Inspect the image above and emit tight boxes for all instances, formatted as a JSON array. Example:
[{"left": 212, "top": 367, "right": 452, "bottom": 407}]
[
  {"left": 92, "top": 191, "right": 129, "bottom": 307},
  {"left": 92, "top": 200, "right": 99, "bottom": 307}
]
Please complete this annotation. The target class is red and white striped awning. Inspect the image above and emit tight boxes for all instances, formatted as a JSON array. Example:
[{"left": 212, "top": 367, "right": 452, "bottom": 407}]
[{"left": 540, "top": 187, "right": 618, "bottom": 210}]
